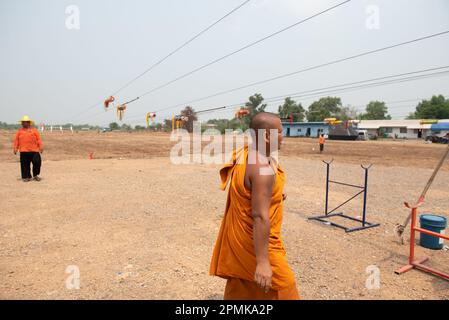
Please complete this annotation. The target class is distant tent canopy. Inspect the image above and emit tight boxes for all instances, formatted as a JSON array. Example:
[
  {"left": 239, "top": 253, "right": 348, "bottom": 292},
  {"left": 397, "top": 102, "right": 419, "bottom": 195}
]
[{"left": 431, "top": 123, "right": 449, "bottom": 131}]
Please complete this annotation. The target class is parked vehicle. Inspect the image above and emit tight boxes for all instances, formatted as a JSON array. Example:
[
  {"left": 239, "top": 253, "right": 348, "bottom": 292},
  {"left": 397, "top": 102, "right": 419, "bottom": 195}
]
[
  {"left": 357, "top": 130, "right": 368, "bottom": 141},
  {"left": 328, "top": 123, "right": 358, "bottom": 140},
  {"left": 425, "top": 133, "right": 449, "bottom": 144}
]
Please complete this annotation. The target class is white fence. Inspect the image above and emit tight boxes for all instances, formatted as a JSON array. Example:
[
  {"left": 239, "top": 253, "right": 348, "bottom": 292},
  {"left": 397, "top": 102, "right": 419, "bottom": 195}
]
[{"left": 39, "top": 125, "right": 74, "bottom": 134}]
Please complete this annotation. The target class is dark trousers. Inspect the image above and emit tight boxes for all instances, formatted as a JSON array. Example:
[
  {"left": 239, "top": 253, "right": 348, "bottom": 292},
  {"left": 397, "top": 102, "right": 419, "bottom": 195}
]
[
  {"left": 319, "top": 143, "right": 324, "bottom": 153},
  {"left": 20, "top": 152, "right": 41, "bottom": 179}
]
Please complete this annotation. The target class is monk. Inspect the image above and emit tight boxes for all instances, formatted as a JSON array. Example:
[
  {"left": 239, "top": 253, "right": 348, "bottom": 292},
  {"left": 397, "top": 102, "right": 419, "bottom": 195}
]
[
  {"left": 210, "top": 112, "right": 299, "bottom": 300},
  {"left": 13, "top": 116, "right": 44, "bottom": 182}
]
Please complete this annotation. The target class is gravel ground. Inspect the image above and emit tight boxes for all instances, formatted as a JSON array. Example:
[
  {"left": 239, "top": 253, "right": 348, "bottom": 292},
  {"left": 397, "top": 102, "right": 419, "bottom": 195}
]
[
  {"left": 1, "top": 153, "right": 448, "bottom": 299},
  {"left": 1, "top": 131, "right": 448, "bottom": 299}
]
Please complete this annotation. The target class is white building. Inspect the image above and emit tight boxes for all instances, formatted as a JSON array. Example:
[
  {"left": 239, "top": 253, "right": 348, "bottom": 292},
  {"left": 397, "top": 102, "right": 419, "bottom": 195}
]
[{"left": 355, "top": 120, "right": 432, "bottom": 139}]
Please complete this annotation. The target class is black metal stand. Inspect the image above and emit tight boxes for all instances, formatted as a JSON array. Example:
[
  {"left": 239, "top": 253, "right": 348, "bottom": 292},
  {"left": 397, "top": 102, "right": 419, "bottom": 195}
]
[{"left": 308, "top": 160, "right": 380, "bottom": 233}]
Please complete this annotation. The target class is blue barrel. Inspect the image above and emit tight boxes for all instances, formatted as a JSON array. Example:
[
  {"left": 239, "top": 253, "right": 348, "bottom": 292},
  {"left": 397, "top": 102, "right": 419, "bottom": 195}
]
[{"left": 419, "top": 214, "right": 447, "bottom": 250}]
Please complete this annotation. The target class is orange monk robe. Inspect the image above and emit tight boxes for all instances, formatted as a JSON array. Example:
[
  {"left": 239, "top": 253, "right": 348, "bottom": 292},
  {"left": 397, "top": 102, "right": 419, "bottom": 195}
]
[{"left": 210, "top": 147, "right": 299, "bottom": 300}]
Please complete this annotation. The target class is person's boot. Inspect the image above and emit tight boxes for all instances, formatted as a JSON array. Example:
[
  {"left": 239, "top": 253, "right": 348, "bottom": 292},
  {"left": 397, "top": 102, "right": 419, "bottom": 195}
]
[
  {"left": 33, "top": 176, "right": 41, "bottom": 181},
  {"left": 22, "top": 178, "right": 31, "bottom": 182}
]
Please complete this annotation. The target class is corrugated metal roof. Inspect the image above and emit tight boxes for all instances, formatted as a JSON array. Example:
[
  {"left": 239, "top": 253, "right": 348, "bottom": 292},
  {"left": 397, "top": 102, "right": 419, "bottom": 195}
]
[
  {"left": 282, "top": 120, "right": 447, "bottom": 129},
  {"left": 357, "top": 120, "right": 432, "bottom": 129},
  {"left": 281, "top": 122, "right": 327, "bottom": 125}
]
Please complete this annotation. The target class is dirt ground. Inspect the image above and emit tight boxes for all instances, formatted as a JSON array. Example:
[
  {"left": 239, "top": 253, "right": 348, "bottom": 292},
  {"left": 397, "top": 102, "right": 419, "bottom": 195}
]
[{"left": 0, "top": 130, "right": 448, "bottom": 300}]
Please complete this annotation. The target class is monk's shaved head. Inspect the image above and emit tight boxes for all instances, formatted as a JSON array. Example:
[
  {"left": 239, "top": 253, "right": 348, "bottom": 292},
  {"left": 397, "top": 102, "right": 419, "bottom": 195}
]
[
  {"left": 250, "top": 112, "right": 281, "bottom": 131},
  {"left": 249, "top": 112, "right": 283, "bottom": 153}
]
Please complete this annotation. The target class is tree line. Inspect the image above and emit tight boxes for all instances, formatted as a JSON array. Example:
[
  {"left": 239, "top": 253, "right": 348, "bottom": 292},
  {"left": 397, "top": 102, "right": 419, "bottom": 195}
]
[
  {"left": 276, "top": 94, "right": 449, "bottom": 122},
  {"left": 2, "top": 94, "right": 447, "bottom": 133},
  {"left": 205, "top": 93, "right": 449, "bottom": 133}
]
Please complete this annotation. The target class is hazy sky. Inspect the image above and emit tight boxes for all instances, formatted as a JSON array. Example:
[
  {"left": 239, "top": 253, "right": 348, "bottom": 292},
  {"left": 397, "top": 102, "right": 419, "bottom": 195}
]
[{"left": 1, "top": 0, "right": 449, "bottom": 126}]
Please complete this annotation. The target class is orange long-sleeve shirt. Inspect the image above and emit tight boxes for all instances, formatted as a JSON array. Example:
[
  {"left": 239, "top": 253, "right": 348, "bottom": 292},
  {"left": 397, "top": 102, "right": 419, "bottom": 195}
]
[{"left": 13, "top": 127, "right": 43, "bottom": 152}]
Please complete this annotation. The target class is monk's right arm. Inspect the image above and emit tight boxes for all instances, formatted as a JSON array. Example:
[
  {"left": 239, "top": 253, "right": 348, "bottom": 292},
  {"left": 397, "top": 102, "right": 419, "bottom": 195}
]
[{"left": 251, "top": 165, "right": 275, "bottom": 292}]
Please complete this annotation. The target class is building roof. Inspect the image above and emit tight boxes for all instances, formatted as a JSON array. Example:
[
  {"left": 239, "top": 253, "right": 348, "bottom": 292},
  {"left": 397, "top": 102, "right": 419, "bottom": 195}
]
[
  {"left": 357, "top": 120, "right": 432, "bottom": 130},
  {"left": 281, "top": 121, "right": 327, "bottom": 126},
  {"left": 282, "top": 120, "right": 448, "bottom": 130}
]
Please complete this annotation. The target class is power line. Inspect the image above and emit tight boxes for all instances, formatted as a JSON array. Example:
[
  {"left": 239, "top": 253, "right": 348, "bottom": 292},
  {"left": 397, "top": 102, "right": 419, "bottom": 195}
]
[
  {"left": 261, "top": 74, "right": 449, "bottom": 118},
  {"left": 66, "top": 0, "right": 251, "bottom": 123},
  {"left": 266, "top": 71, "right": 449, "bottom": 103},
  {"left": 140, "top": 67, "right": 449, "bottom": 121},
  {"left": 125, "top": 92, "right": 449, "bottom": 125},
  {"left": 348, "top": 95, "right": 449, "bottom": 112},
  {"left": 147, "top": 30, "right": 449, "bottom": 115},
  {"left": 134, "top": 0, "right": 352, "bottom": 99},
  {"left": 124, "top": 105, "right": 232, "bottom": 125},
  {"left": 124, "top": 67, "right": 449, "bottom": 124},
  {"left": 74, "top": 0, "right": 352, "bottom": 124},
  {"left": 110, "top": 0, "right": 251, "bottom": 96},
  {"left": 81, "top": 28, "right": 449, "bottom": 124},
  {"left": 220, "top": 71, "right": 449, "bottom": 111},
  {"left": 263, "top": 66, "right": 449, "bottom": 103},
  {"left": 197, "top": 106, "right": 228, "bottom": 114},
  {"left": 124, "top": 64, "right": 449, "bottom": 121},
  {"left": 69, "top": 99, "right": 105, "bottom": 123}
]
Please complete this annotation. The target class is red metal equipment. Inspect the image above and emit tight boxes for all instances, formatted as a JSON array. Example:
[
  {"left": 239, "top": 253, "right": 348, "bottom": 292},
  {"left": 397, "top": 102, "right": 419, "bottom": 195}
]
[
  {"left": 395, "top": 199, "right": 449, "bottom": 280},
  {"left": 395, "top": 145, "right": 449, "bottom": 280}
]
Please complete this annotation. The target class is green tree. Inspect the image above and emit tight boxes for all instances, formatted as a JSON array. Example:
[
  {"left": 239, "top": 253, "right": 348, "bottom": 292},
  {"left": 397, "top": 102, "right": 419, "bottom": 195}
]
[
  {"left": 361, "top": 101, "right": 391, "bottom": 120},
  {"left": 180, "top": 106, "right": 198, "bottom": 133},
  {"left": 0, "top": 121, "right": 19, "bottom": 130},
  {"left": 278, "top": 97, "right": 305, "bottom": 121},
  {"left": 406, "top": 112, "right": 416, "bottom": 120},
  {"left": 121, "top": 123, "right": 132, "bottom": 131},
  {"left": 306, "top": 97, "right": 342, "bottom": 122},
  {"left": 409, "top": 95, "right": 449, "bottom": 119},
  {"left": 336, "top": 105, "right": 359, "bottom": 121},
  {"left": 163, "top": 119, "right": 173, "bottom": 132},
  {"left": 109, "top": 122, "right": 120, "bottom": 130},
  {"left": 243, "top": 93, "right": 267, "bottom": 126},
  {"left": 207, "top": 118, "right": 245, "bottom": 134}
]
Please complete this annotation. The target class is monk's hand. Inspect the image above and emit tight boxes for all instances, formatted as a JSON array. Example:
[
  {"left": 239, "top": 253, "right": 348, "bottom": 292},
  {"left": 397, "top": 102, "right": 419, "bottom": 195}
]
[
  {"left": 13, "top": 150, "right": 17, "bottom": 155},
  {"left": 282, "top": 193, "right": 287, "bottom": 201},
  {"left": 255, "top": 260, "right": 272, "bottom": 293},
  {"left": 39, "top": 148, "right": 44, "bottom": 154}
]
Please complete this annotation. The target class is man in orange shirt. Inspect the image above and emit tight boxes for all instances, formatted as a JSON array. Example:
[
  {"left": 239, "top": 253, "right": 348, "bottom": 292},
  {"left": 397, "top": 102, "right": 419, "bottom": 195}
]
[
  {"left": 210, "top": 112, "right": 299, "bottom": 300},
  {"left": 319, "top": 133, "right": 325, "bottom": 154},
  {"left": 13, "top": 116, "right": 44, "bottom": 182}
]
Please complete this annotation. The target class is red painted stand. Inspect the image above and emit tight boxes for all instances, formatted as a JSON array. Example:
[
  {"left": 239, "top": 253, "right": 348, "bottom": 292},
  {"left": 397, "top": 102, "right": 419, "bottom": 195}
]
[{"left": 395, "top": 200, "right": 449, "bottom": 280}]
